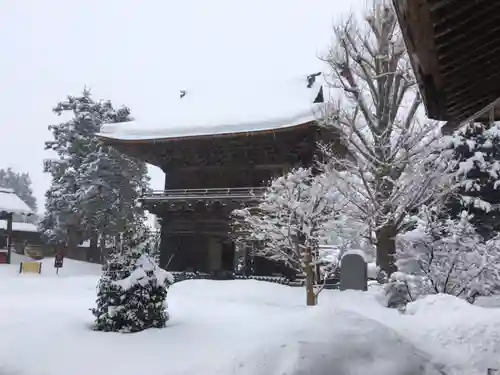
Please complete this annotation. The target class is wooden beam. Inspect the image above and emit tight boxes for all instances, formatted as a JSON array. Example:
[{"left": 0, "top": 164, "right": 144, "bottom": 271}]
[
  {"left": 433, "top": 0, "right": 494, "bottom": 39},
  {"left": 438, "top": 29, "right": 500, "bottom": 71}
]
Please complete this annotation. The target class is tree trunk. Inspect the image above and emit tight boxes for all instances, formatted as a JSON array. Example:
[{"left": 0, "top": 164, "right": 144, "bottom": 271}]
[
  {"left": 375, "top": 223, "right": 397, "bottom": 276},
  {"left": 67, "top": 228, "right": 79, "bottom": 259},
  {"left": 304, "top": 247, "right": 317, "bottom": 306},
  {"left": 90, "top": 231, "right": 98, "bottom": 261},
  {"left": 115, "top": 234, "right": 122, "bottom": 253},
  {"left": 99, "top": 235, "right": 107, "bottom": 261}
]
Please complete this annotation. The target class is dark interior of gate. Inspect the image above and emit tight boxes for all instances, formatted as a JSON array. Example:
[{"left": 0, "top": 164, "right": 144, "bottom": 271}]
[
  {"left": 106, "top": 122, "right": 336, "bottom": 277},
  {"left": 394, "top": 0, "right": 500, "bottom": 128}
]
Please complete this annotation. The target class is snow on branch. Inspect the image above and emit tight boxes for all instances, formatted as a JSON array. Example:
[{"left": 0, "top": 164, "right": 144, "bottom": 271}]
[
  {"left": 396, "top": 206, "right": 500, "bottom": 302},
  {"left": 232, "top": 168, "right": 367, "bottom": 273},
  {"left": 316, "top": 2, "right": 457, "bottom": 273}
]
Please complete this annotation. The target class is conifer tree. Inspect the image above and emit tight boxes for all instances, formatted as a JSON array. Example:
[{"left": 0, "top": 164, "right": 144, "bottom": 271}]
[
  {"left": 91, "top": 246, "right": 141, "bottom": 332},
  {"left": 92, "top": 247, "right": 172, "bottom": 333},
  {"left": 42, "top": 89, "right": 149, "bottom": 250},
  {"left": 445, "top": 122, "right": 500, "bottom": 239}
]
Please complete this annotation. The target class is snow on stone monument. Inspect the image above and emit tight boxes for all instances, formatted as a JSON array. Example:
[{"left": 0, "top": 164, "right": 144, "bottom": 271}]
[{"left": 339, "top": 250, "right": 367, "bottom": 291}]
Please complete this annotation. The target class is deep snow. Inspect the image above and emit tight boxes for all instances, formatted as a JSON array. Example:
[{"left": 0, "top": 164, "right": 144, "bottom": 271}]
[{"left": 0, "top": 259, "right": 498, "bottom": 375}]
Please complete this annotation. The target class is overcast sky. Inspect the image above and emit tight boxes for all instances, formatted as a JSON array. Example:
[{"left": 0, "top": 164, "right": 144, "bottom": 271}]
[{"left": 1, "top": 0, "right": 363, "bottom": 213}]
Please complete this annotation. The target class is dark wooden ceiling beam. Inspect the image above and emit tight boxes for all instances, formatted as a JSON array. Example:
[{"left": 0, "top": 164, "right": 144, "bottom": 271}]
[
  {"left": 429, "top": 0, "right": 461, "bottom": 12},
  {"left": 445, "top": 65, "right": 500, "bottom": 100},
  {"left": 438, "top": 43, "right": 500, "bottom": 83},
  {"left": 433, "top": 0, "right": 497, "bottom": 38},
  {"left": 441, "top": 42, "right": 500, "bottom": 78},
  {"left": 447, "top": 93, "right": 500, "bottom": 120},
  {"left": 437, "top": 24, "right": 500, "bottom": 66},
  {"left": 393, "top": 0, "right": 500, "bottom": 122}
]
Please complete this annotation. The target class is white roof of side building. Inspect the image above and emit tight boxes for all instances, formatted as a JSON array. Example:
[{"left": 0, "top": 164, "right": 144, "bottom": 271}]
[
  {"left": 97, "top": 74, "right": 327, "bottom": 142},
  {"left": 0, "top": 221, "right": 38, "bottom": 233},
  {"left": 0, "top": 188, "right": 33, "bottom": 216}
]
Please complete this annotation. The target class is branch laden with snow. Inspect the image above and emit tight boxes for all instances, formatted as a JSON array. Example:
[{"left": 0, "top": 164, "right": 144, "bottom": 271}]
[
  {"left": 318, "top": 2, "right": 455, "bottom": 274},
  {"left": 443, "top": 121, "right": 500, "bottom": 239},
  {"left": 232, "top": 168, "right": 366, "bottom": 273},
  {"left": 394, "top": 206, "right": 500, "bottom": 304}
]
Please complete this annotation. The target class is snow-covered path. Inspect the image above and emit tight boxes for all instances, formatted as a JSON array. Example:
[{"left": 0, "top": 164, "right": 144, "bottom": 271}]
[{"left": 0, "top": 260, "right": 498, "bottom": 375}]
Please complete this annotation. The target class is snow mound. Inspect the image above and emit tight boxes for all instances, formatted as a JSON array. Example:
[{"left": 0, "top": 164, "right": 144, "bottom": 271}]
[
  {"left": 228, "top": 310, "right": 444, "bottom": 375},
  {"left": 405, "top": 293, "right": 477, "bottom": 316},
  {"left": 403, "top": 294, "right": 500, "bottom": 373},
  {"left": 476, "top": 295, "right": 500, "bottom": 308}
]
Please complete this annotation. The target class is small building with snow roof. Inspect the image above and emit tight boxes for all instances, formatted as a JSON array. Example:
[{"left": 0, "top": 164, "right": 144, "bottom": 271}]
[
  {"left": 97, "top": 74, "right": 339, "bottom": 276},
  {"left": 0, "top": 187, "right": 33, "bottom": 216},
  {"left": 0, "top": 188, "right": 40, "bottom": 263}
]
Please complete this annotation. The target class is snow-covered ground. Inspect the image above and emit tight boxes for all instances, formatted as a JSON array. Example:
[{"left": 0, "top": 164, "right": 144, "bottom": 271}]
[{"left": 0, "top": 259, "right": 498, "bottom": 375}]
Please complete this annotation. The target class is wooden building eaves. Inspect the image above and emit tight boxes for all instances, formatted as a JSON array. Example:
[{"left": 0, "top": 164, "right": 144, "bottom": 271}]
[
  {"left": 97, "top": 120, "right": 319, "bottom": 145},
  {"left": 393, "top": 0, "right": 500, "bottom": 126}
]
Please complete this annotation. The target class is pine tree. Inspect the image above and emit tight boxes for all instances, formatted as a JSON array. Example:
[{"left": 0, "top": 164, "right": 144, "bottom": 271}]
[
  {"left": 92, "top": 248, "right": 172, "bottom": 333},
  {"left": 445, "top": 122, "right": 500, "bottom": 239},
  {"left": 42, "top": 166, "right": 81, "bottom": 245},
  {"left": 117, "top": 254, "right": 171, "bottom": 332},
  {"left": 92, "top": 246, "right": 139, "bottom": 332},
  {"left": 42, "top": 89, "right": 149, "bottom": 250},
  {"left": 76, "top": 142, "right": 149, "bottom": 247}
]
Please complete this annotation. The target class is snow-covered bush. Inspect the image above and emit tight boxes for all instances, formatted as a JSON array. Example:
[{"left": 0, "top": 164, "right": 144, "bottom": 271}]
[
  {"left": 385, "top": 206, "right": 500, "bottom": 308},
  {"left": 92, "top": 250, "right": 173, "bottom": 333},
  {"left": 113, "top": 255, "right": 173, "bottom": 332},
  {"left": 92, "top": 247, "right": 138, "bottom": 332},
  {"left": 383, "top": 272, "right": 428, "bottom": 311}
]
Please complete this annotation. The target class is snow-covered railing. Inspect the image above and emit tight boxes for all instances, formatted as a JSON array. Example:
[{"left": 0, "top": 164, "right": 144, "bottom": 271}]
[
  {"left": 141, "top": 187, "right": 266, "bottom": 201},
  {"left": 168, "top": 271, "right": 308, "bottom": 286},
  {"left": 443, "top": 96, "right": 500, "bottom": 134}
]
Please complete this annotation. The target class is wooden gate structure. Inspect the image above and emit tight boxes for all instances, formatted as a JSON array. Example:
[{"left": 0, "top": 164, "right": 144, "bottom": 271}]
[{"left": 97, "top": 77, "right": 338, "bottom": 275}]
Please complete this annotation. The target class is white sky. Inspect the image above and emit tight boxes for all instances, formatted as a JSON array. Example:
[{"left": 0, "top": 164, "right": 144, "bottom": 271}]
[{"left": 0, "top": 0, "right": 364, "bottom": 214}]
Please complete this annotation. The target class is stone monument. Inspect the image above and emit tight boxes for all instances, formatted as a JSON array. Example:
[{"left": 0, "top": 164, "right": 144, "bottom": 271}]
[{"left": 339, "top": 250, "right": 368, "bottom": 291}]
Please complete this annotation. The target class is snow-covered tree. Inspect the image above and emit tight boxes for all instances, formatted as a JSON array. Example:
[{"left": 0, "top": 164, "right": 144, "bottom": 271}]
[
  {"left": 42, "top": 89, "right": 149, "bottom": 252},
  {"left": 42, "top": 166, "right": 81, "bottom": 246},
  {"left": 444, "top": 122, "right": 500, "bottom": 239},
  {"left": 391, "top": 206, "right": 500, "bottom": 305},
  {"left": 92, "top": 247, "right": 138, "bottom": 332},
  {"left": 318, "top": 2, "right": 453, "bottom": 275},
  {"left": 232, "top": 167, "right": 365, "bottom": 305},
  {"left": 92, "top": 249, "right": 173, "bottom": 333},
  {"left": 0, "top": 168, "right": 37, "bottom": 216},
  {"left": 124, "top": 224, "right": 161, "bottom": 264},
  {"left": 76, "top": 142, "right": 149, "bottom": 249}
]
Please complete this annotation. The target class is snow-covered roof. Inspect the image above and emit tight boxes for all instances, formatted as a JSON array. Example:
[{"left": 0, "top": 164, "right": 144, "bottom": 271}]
[
  {"left": 0, "top": 221, "right": 38, "bottom": 233},
  {"left": 0, "top": 188, "right": 33, "bottom": 215},
  {"left": 97, "top": 75, "right": 326, "bottom": 142}
]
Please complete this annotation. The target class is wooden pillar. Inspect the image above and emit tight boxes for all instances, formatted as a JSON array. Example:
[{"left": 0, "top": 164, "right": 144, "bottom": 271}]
[
  {"left": 6, "top": 212, "right": 12, "bottom": 265},
  {"left": 159, "top": 228, "right": 179, "bottom": 270}
]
